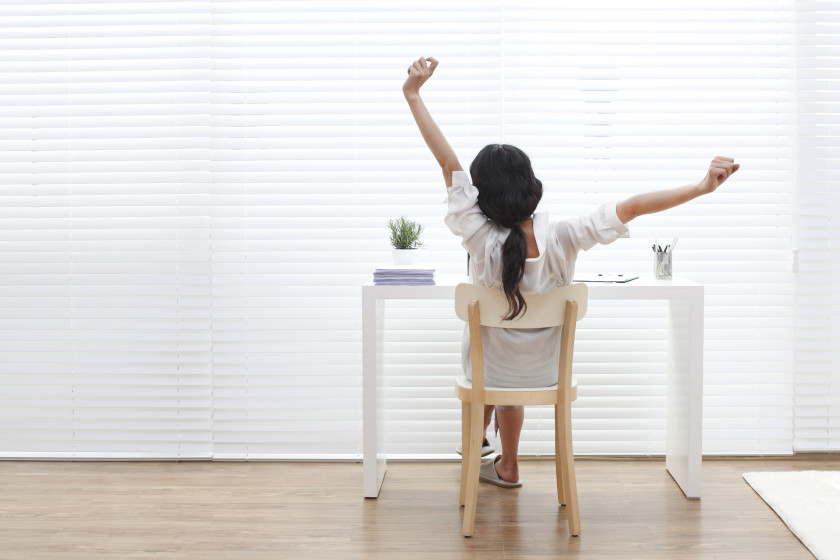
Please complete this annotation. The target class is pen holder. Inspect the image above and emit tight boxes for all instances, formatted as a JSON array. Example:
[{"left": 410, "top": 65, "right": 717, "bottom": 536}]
[{"left": 654, "top": 251, "right": 672, "bottom": 280}]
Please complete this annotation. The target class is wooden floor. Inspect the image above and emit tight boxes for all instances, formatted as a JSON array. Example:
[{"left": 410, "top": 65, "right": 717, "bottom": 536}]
[{"left": 1, "top": 456, "right": 837, "bottom": 559}]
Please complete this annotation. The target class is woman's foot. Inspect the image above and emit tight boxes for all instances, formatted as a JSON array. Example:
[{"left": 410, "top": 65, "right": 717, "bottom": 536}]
[
  {"left": 479, "top": 455, "right": 522, "bottom": 488},
  {"left": 494, "top": 454, "right": 519, "bottom": 483}
]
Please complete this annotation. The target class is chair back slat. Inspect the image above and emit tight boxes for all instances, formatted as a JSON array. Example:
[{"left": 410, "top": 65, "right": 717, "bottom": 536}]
[{"left": 454, "top": 283, "right": 588, "bottom": 328}]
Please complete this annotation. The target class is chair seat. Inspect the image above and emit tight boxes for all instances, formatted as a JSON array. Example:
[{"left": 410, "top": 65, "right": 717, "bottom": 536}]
[{"left": 455, "top": 373, "right": 578, "bottom": 406}]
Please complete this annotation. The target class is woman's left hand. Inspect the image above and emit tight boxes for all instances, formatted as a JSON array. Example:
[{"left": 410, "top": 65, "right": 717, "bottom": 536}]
[
  {"left": 700, "top": 156, "right": 740, "bottom": 193},
  {"left": 403, "top": 57, "right": 438, "bottom": 98}
]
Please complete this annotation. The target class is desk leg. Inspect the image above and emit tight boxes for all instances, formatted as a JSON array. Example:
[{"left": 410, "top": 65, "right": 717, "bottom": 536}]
[
  {"left": 667, "top": 293, "right": 704, "bottom": 498},
  {"left": 363, "top": 295, "right": 386, "bottom": 498}
]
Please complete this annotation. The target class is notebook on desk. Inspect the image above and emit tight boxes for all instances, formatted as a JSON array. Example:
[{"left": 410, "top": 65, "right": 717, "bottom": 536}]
[{"left": 573, "top": 273, "right": 639, "bottom": 283}]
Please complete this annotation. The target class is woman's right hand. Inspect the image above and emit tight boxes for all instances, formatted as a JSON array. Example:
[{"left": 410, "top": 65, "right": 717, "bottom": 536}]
[{"left": 403, "top": 57, "right": 438, "bottom": 98}]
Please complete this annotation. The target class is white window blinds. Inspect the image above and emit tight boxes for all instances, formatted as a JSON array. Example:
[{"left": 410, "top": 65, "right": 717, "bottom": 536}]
[
  {"left": 208, "top": 1, "right": 376, "bottom": 459},
  {"left": 1, "top": 1, "right": 832, "bottom": 460},
  {"left": 0, "top": 2, "right": 212, "bottom": 458},
  {"left": 794, "top": 1, "right": 840, "bottom": 452}
]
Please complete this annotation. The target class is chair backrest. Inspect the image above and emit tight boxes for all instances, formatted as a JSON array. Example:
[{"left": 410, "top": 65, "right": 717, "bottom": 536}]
[
  {"left": 454, "top": 283, "right": 589, "bottom": 393},
  {"left": 454, "top": 283, "right": 588, "bottom": 328}
]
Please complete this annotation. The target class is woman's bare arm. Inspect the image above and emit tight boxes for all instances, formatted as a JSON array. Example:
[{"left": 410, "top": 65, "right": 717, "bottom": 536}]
[
  {"left": 403, "top": 57, "right": 463, "bottom": 187},
  {"left": 616, "top": 157, "right": 740, "bottom": 223}
]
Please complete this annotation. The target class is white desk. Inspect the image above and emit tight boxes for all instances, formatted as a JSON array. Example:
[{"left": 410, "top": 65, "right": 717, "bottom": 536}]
[{"left": 362, "top": 275, "right": 704, "bottom": 499}]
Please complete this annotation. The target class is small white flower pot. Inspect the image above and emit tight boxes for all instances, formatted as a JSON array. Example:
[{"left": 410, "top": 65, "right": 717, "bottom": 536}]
[{"left": 392, "top": 249, "right": 420, "bottom": 265}]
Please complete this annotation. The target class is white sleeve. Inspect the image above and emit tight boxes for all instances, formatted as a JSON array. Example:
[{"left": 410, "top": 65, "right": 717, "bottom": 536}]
[
  {"left": 553, "top": 201, "right": 630, "bottom": 254},
  {"left": 444, "top": 171, "right": 493, "bottom": 254}
]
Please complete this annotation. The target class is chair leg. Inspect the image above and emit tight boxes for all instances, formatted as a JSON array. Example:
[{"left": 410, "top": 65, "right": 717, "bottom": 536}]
[
  {"left": 459, "top": 401, "right": 471, "bottom": 507},
  {"left": 557, "top": 398, "right": 580, "bottom": 536},
  {"left": 554, "top": 404, "right": 566, "bottom": 506},
  {"left": 462, "top": 399, "right": 484, "bottom": 537}
]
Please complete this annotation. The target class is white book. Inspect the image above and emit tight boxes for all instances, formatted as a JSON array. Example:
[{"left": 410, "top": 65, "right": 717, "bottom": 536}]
[
  {"left": 374, "top": 264, "right": 436, "bottom": 273},
  {"left": 373, "top": 264, "right": 436, "bottom": 285}
]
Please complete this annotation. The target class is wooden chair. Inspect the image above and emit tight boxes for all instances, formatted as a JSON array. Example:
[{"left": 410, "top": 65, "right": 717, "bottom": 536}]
[{"left": 454, "top": 282, "right": 588, "bottom": 538}]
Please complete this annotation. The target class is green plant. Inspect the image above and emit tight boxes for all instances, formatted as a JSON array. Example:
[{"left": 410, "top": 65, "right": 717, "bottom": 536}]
[{"left": 387, "top": 216, "right": 424, "bottom": 249}]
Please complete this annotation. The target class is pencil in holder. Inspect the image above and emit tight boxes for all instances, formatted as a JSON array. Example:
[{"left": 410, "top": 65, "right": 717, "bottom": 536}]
[{"left": 654, "top": 251, "right": 672, "bottom": 280}]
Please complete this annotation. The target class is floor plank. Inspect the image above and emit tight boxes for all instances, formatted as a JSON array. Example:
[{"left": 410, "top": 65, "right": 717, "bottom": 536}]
[{"left": 0, "top": 456, "right": 837, "bottom": 559}]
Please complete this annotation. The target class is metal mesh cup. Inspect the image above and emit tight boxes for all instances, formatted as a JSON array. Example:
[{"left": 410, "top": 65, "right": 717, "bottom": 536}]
[{"left": 654, "top": 251, "right": 672, "bottom": 280}]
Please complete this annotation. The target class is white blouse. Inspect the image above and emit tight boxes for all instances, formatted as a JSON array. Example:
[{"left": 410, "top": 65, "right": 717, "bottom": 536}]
[{"left": 445, "top": 170, "right": 630, "bottom": 388}]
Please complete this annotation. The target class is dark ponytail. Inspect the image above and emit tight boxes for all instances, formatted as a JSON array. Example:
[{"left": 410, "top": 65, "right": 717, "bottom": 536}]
[
  {"left": 501, "top": 223, "right": 528, "bottom": 320},
  {"left": 470, "top": 144, "right": 542, "bottom": 320}
]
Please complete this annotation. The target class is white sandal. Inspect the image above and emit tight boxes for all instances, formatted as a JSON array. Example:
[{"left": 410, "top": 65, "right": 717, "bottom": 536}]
[{"left": 479, "top": 455, "right": 522, "bottom": 488}]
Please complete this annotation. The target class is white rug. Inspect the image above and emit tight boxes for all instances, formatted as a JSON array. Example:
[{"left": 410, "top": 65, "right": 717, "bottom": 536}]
[{"left": 743, "top": 470, "right": 840, "bottom": 560}]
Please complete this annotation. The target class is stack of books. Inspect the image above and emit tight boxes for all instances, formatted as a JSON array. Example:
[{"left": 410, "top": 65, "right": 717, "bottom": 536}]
[{"left": 373, "top": 265, "right": 436, "bottom": 285}]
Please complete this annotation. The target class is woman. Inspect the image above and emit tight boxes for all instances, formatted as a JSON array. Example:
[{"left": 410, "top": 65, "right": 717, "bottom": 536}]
[{"left": 403, "top": 56, "right": 738, "bottom": 486}]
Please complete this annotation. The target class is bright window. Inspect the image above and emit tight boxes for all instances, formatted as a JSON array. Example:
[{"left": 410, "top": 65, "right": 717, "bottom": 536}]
[{"left": 1, "top": 1, "right": 835, "bottom": 459}]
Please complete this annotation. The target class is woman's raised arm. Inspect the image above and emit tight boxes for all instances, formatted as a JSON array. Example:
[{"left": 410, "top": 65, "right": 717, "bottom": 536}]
[
  {"left": 616, "top": 157, "right": 740, "bottom": 223},
  {"left": 403, "top": 57, "right": 463, "bottom": 187}
]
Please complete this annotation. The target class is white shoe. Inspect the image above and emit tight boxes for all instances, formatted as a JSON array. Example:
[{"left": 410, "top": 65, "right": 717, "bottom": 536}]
[
  {"left": 455, "top": 438, "right": 495, "bottom": 457},
  {"left": 479, "top": 455, "right": 522, "bottom": 488}
]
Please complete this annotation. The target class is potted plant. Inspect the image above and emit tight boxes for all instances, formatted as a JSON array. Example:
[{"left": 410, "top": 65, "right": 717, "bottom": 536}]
[{"left": 388, "top": 216, "right": 424, "bottom": 265}]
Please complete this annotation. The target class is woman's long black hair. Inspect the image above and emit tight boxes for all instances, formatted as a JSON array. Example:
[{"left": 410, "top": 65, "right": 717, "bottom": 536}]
[{"left": 470, "top": 144, "right": 543, "bottom": 320}]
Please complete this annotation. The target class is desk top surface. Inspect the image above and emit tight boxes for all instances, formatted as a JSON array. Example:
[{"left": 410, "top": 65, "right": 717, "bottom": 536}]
[{"left": 363, "top": 275, "right": 703, "bottom": 300}]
